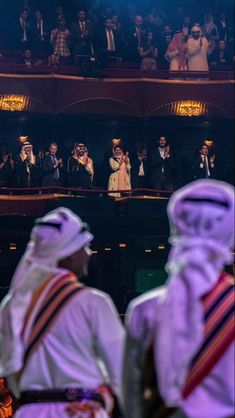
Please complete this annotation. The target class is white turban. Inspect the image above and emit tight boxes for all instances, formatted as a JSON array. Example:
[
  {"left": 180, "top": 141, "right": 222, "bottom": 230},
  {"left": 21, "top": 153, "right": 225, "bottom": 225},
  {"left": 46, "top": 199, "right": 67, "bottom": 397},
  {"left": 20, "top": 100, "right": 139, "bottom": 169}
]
[
  {"left": 155, "top": 180, "right": 234, "bottom": 407},
  {"left": 0, "top": 207, "right": 93, "bottom": 379}
]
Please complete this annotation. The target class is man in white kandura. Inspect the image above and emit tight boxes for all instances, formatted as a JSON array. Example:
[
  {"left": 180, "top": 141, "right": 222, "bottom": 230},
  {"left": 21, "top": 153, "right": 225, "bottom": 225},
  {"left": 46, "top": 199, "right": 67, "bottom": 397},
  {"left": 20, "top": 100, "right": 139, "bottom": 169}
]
[
  {"left": 186, "top": 25, "right": 211, "bottom": 71},
  {"left": 122, "top": 179, "right": 234, "bottom": 418},
  {"left": 0, "top": 207, "right": 125, "bottom": 418}
]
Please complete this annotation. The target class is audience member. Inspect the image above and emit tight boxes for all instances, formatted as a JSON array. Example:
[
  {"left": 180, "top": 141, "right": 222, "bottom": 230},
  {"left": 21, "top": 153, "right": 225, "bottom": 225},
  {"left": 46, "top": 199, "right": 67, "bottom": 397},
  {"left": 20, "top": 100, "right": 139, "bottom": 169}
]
[
  {"left": 31, "top": 10, "right": 48, "bottom": 50},
  {"left": 210, "top": 39, "right": 233, "bottom": 66},
  {"left": 108, "top": 145, "right": 131, "bottom": 196},
  {"left": 149, "top": 136, "right": 174, "bottom": 191},
  {"left": 70, "top": 10, "right": 94, "bottom": 65},
  {"left": 127, "top": 15, "right": 146, "bottom": 62},
  {"left": 0, "top": 143, "right": 14, "bottom": 187},
  {"left": 17, "top": 8, "right": 31, "bottom": 48},
  {"left": 50, "top": 16, "right": 70, "bottom": 65},
  {"left": 216, "top": 11, "right": 232, "bottom": 42},
  {"left": 158, "top": 24, "right": 173, "bottom": 68},
  {"left": 202, "top": 12, "right": 219, "bottom": 42},
  {"left": 67, "top": 143, "right": 94, "bottom": 189},
  {"left": 139, "top": 31, "right": 158, "bottom": 73},
  {"left": 96, "top": 18, "right": 122, "bottom": 61},
  {"left": 130, "top": 146, "right": 148, "bottom": 189},
  {"left": 193, "top": 143, "right": 216, "bottom": 179},
  {"left": 41, "top": 142, "right": 63, "bottom": 187},
  {"left": 22, "top": 49, "right": 32, "bottom": 68},
  {"left": 15, "top": 141, "right": 39, "bottom": 188},
  {"left": 186, "top": 25, "right": 211, "bottom": 71},
  {"left": 165, "top": 30, "right": 187, "bottom": 71}
]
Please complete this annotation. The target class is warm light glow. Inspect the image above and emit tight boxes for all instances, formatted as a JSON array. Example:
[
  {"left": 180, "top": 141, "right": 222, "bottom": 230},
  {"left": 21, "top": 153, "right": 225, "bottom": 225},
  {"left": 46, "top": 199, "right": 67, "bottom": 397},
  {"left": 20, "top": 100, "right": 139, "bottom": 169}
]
[
  {"left": 175, "top": 101, "right": 204, "bottom": 117},
  {"left": 9, "top": 243, "right": 17, "bottom": 251},
  {"left": 104, "top": 247, "right": 112, "bottom": 251},
  {"left": 145, "top": 249, "right": 152, "bottom": 253},
  {"left": 158, "top": 244, "right": 166, "bottom": 250},
  {"left": 119, "top": 243, "right": 126, "bottom": 248},
  {"left": 0, "top": 95, "right": 28, "bottom": 112},
  {"left": 91, "top": 250, "right": 98, "bottom": 254},
  {"left": 204, "top": 139, "right": 214, "bottom": 147}
]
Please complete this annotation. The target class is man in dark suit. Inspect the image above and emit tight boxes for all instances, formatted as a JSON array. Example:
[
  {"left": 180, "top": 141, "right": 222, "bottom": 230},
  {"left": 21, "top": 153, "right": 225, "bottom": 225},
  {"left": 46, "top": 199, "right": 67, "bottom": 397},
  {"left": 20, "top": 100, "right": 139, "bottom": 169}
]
[
  {"left": 31, "top": 10, "right": 48, "bottom": 50},
  {"left": 95, "top": 18, "right": 122, "bottom": 60},
  {"left": 127, "top": 14, "right": 146, "bottom": 62},
  {"left": 70, "top": 10, "right": 94, "bottom": 65},
  {"left": 130, "top": 148, "right": 149, "bottom": 189},
  {"left": 193, "top": 143, "right": 216, "bottom": 179},
  {"left": 149, "top": 136, "right": 174, "bottom": 190},
  {"left": 41, "top": 142, "right": 63, "bottom": 187}
]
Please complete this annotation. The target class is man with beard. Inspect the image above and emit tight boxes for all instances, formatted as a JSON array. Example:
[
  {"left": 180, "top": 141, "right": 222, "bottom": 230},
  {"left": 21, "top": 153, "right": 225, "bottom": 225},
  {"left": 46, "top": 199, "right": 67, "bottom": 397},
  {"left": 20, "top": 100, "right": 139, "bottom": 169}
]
[
  {"left": 67, "top": 143, "right": 94, "bottom": 188},
  {"left": 149, "top": 136, "right": 174, "bottom": 191},
  {"left": 0, "top": 207, "right": 125, "bottom": 418}
]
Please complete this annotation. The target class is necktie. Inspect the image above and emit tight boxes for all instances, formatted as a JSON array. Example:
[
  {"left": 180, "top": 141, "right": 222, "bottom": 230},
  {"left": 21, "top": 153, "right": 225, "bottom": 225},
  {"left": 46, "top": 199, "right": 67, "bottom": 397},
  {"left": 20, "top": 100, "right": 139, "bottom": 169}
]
[
  {"left": 204, "top": 156, "right": 210, "bottom": 178},
  {"left": 52, "top": 156, "right": 59, "bottom": 181},
  {"left": 107, "top": 30, "right": 115, "bottom": 51}
]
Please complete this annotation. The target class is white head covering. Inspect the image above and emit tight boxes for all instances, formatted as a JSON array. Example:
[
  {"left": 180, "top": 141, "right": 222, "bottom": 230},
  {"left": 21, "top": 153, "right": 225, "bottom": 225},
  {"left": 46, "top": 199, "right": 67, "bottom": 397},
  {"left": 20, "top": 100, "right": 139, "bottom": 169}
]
[
  {"left": 0, "top": 207, "right": 93, "bottom": 378},
  {"left": 155, "top": 179, "right": 234, "bottom": 406},
  {"left": 19, "top": 141, "right": 36, "bottom": 165}
]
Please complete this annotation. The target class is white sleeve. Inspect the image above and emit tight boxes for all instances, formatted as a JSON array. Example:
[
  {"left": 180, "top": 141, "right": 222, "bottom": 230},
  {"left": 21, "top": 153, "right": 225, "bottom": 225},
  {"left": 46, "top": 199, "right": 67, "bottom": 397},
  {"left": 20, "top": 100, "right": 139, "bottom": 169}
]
[
  {"left": 90, "top": 292, "right": 125, "bottom": 396},
  {"left": 187, "top": 39, "right": 201, "bottom": 56}
]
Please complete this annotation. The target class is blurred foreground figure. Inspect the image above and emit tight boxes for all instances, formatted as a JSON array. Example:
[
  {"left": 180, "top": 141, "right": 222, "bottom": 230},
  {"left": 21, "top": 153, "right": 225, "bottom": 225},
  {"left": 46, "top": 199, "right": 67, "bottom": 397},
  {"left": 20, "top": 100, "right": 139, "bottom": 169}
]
[
  {"left": 0, "top": 378, "right": 13, "bottom": 418},
  {"left": 122, "top": 179, "right": 234, "bottom": 418},
  {"left": 0, "top": 208, "right": 125, "bottom": 418}
]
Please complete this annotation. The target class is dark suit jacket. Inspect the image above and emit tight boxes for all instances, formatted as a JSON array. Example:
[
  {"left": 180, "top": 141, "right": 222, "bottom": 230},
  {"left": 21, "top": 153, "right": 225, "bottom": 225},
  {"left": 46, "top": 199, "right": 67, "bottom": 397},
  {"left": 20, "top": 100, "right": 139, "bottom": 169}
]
[
  {"left": 70, "top": 20, "right": 93, "bottom": 56},
  {"left": 193, "top": 156, "right": 216, "bottom": 179},
  {"left": 15, "top": 157, "right": 39, "bottom": 188},
  {"left": 149, "top": 149, "right": 174, "bottom": 188},
  {"left": 127, "top": 25, "right": 145, "bottom": 61},
  {"left": 41, "top": 154, "right": 62, "bottom": 187},
  {"left": 130, "top": 155, "right": 149, "bottom": 188},
  {"left": 95, "top": 28, "right": 122, "bottom": 56}
]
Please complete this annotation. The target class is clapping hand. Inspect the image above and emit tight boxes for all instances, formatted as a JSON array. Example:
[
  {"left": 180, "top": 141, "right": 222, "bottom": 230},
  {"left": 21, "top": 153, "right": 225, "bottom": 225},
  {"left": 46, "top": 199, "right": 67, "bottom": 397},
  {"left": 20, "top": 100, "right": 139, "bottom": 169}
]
[{"left": 210, "top": 155, "right": 215, "bottom": 165}]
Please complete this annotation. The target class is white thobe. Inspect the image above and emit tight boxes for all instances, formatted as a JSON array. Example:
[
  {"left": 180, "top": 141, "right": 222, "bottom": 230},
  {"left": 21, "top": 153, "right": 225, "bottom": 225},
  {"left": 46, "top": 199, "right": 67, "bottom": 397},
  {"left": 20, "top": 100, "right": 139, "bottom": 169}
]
[
  {"left": 12, "top": 286, "right": 125, "bottom": 418},
  {"left": 186, "top": 37, "right": 209, "bottom": 71},
  {"left": 123, "top": 286, "right": 235, "bottom": 418}
]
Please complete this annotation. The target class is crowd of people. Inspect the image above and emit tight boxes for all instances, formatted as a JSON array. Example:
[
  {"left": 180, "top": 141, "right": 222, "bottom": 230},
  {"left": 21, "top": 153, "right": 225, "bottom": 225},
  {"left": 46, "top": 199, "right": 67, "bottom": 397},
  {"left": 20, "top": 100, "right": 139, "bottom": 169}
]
[
  {"left": 0, "top": 136, "right": 224, "bottom": 193},
  {"left": 0, "top": 1, "right": 234, "bottom": 71},
  {"left": 0, "top": 178, "right": 234, "bottom": 417}
]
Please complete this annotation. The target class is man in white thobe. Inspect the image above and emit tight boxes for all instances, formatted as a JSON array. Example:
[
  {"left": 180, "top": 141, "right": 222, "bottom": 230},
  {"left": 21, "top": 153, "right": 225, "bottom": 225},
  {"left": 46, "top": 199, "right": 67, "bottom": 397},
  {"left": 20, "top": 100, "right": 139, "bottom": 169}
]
[
  {"left": 0, "top": 207, "right": 125, "bottom": 418},
  {"left": 186, "top": 25, "right": 211, "bottom": 71}
]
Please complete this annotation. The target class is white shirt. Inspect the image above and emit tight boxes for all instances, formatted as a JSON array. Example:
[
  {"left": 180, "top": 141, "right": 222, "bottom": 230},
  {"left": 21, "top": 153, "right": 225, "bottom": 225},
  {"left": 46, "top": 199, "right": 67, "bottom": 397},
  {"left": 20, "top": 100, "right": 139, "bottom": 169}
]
[{"left": 13, "top": 285, "right": 125, "bottom": 418}]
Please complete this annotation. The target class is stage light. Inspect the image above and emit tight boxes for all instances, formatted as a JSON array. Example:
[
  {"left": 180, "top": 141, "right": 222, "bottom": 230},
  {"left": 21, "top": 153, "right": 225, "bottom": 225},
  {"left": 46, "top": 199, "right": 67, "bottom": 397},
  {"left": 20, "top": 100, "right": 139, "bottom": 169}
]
[
  {"left": 91, "top": 250, "right": 98, "bottom": 254},
  {"left": 104, "top": 247, "right": 112, "bottom": 252},
  {"left": 158, "top": 244, "right": 165, "bottom": 250},
  {"left": 119, "top": 243, "right": 126, "bottom": 248},
  {"left": 145, "top": 249, "right": 152, "bottom": 253}
]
